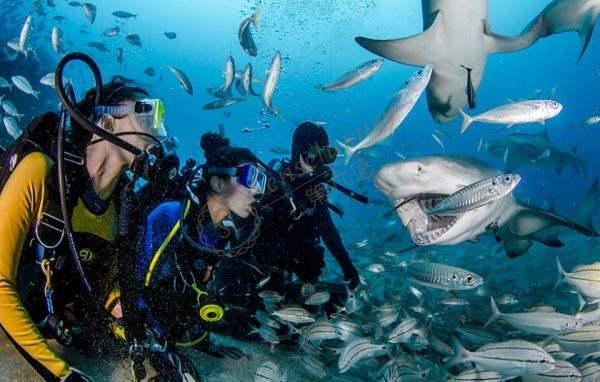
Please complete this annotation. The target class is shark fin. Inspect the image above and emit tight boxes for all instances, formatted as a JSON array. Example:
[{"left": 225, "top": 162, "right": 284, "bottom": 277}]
[
  {"left": 531, "top": 232, "right": 564, "bottom": 247},
  {"left": 571, "top": 177, "right": 600, "bottom": 236},
  {"left": 355, "top": 10, "right": 444, "bottom": 66},
  {"left": 578, "top": 11, "right": 598, "bottom": 62},
  {"left": 484, "top": 16, "right": 543, "bottom": 54}
]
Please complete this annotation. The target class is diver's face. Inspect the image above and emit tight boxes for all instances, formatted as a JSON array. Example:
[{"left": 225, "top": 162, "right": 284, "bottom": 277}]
[
  {"left": 299, "top": 154, "right": 314, "bottom": 174},
  {"left": 224, "top": 177, "right": 259, "bottom": 218}
]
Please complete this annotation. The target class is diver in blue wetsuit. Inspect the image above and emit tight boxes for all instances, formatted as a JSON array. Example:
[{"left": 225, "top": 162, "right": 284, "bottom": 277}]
[{"left": 125, "top": 133, "right": 267, "bottom": 382}]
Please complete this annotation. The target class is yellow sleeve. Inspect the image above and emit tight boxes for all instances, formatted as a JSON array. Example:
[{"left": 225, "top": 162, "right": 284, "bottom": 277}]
[{"left": 0, "top": 152, "right": 71, "bottom": 379}]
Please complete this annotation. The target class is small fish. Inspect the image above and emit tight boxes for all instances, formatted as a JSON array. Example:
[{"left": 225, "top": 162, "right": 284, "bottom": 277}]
[
  {"left": 440, "top": 298, "right": 470, "bottom": 307},
  {"left": 3, "top": 116, "right": 22, "bottom": 140},
  {"left": 427, "top": 174, "right": 521, "bottom": 215},
  {"left": 316, "top": 59, "right": 384, "bottom": 92},
  {"left": 2, "top": 101, "right": 24, "bottom": 120},
  {"left": 332, "top": 318, "right": 363, "bottom": 342},
  {"left": 82, "top": 3, "right": 97, "bottom": 24},
  {"left": 164, "top": 31, "right": 176, "bottom": 39},
  {"left": 486, "top": 297, "right": 585, "bottom": 335},
  {"left": 0, "top": 76, "right": 12, "bottom": 90},
  {"left": 256, "top": 275, "right": 271, "bottom": 289},
  {"left": 249, "top": 325, "right": 280, "bottom": 347},
  {"left": 301, "top": 354, "right": 328, "bottom": 379},
  {"left": 87, "top": 41, "right": 108, "bottom": 52},
  {"left": 238, "top": 9, "right": 261, "bottom": 56},
  {"left": 354, "top": 239, "right": 368, "bottom": 248},
  {"left": 236, "top": 63, "right": 259, "bottom": 98},
  {"left": 497, "top": 293, "right": 519, "bottom": 306},
  {"left": 583, "top": 115, "right": 600, "bottom": 127},
  {"left": 407, "top": 261, "right": 483, "bottom": 291},
  {"left": 19, "top": 16, "right": 32, "bottom": 57},
  {"left": 164, "top": 65, "right": 193, "bottom": 95},
  {"left": 556, "top": 325, "right": 600, "bottom": 356},
  {"left": 366, "top": 263, "right": 385, "bottom": 273},
  {"left": 254, "top": 361, "right": 284, "bottom": 382},
  {"left": 33, "top": 1, "right": 45, "bottom": 16},
  {"left": 521, "top": 359, "right": 581, "bottom": 382},
  {"left": 336, "top": 65, "right": 432, "bottom": 164},
  {"left": 52, "top": 27, "right": 64, "bottom": 54},
  {"left": 269, "top": 146, "right": 289, "bottom": 155},
  {"left": 100, "top": 26, "right": 120, "bottom": 37},
  {"left": 112, "top": 10, "right": 137, "bottom": 19},
  {"left": 579, "top": 362, "right": 600, "bottom": 381},
  {"left": 304, "top": 320, "right": 340, "bottom": 343},
  {"left": 202, "top": 98, "right": 244, "bottom": 110},
  {"left": 432, "top": 132, "right": 445, "bottom": 150},
  {"left": 338, "top": 338, "right": 388, "bottom": 373},
  {"left": 52, "top": 15, "right": 66, "bottom": 22},
  {"left": 116, "top": 47, "right": 124, "bottom": 64},
  {"left": 460, "top": 65, "right": 476, "bottom": 109},
  {"left": 447, "top": 338, "right": 556, "bottom": 377},
  {"left": 447, "top": 369, "right": 504, "bottom": 382},
  {"left": 408, "top": 286, "right": 423, "bottom": 301},
  {"left": 556, "top": 257, "right": 600, "bottom": 300},
  {"left": 376, "top": 308, "right": 399, "bottom": 328},
  {"left": 68, "top": 1, "right": 82, "bottom": 6},
  {"left": 125, "top": 33, "right": 142, "bottom": 47},
  {"left": 272, "top": 306, "right": 315, "bottom": 324},
  {"left": 262, "top": 51, "right": 282, "bottom": 117},
  {"left": 459, "top": 100, "right": 563, "bottom": 134},
  {"left": 11, "top": 76, "right": 40, "bottom": 99},
  {"left": 143, "top": 67, "right": 155, "bottom": 77},
  {"left": 304, "top": 290, "right": 330, "bottom": 306},
  {"left": 388, "top": 317, "right": 421, "bottom": 344},
  {"left": 254, "top": 310, "right": 281, "bottom": 330},
  {"left": 258, "top": 290, "right": 285, "bottom": 305},
  {"left": 208, "top": 55, "right": 235, "bottom": 98},
  {"left": 40, "top": 73, "right": 55, "bottom": 88}
]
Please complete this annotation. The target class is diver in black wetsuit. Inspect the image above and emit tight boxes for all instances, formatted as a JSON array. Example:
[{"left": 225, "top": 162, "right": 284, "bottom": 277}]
[{"left": 253, "top": 121, "right": 360, "bottom": 297}]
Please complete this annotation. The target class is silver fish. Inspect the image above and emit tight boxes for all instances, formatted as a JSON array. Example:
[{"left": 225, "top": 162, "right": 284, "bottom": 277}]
[
  {"left": 388, "top": 317, "right": 421, "bottom": 344},
  {"left": 583, "top": 115, "right": 600, "bottom": 127},
  {"left": 262, "top": 51, "right": 282, "bottom": 117},
  {"left": 82, "top": 3, "right": 96, "bottom": 24},
  {"left": 125, "top": 33, "right": 142, "bottom": 47},
  {"left": 556, "top": 258, "right": 600, "bottom": 300},
  {"left": 440, "top": 298, "right": 470, "bottom": 307},
  {"left": 487, "top": 297, "right": 585, "bottom": 335},
  {"left": 202, "top": 98, "right": 244, "bottom": 110},
  {"left": 19, "top": 16, "right": 32, "bottom": 57},
  {"left": 407, "top": 261, "right": 483, "bottom": 291},
  {"left": 0, "top": 76, "right": 13, "bottom": 90},
  {"left": 455, "top": 326, "right": 500, "bottom": 346},
  {"left": 498, "top": 293, "right": 519, "bottom": 306},
  {"left": 447, "top": 369, "right": 504, "bottom": 382},
  {"left": 448, "top": 338, "right": 556, "bottom": 377},
  {"left": 304, "top": 320, "right": 340, "bottom": 344},
  {"left": 208, "top": 55, "right": 235, "bottom": 98},
  {"left": 301, "top": 354, "right": 328, "bottom": 379},
  {"left": 542, "top": 342, "right": 575, "bottom": 361},
  {"left": 259, "top": 291, "right": 285, "bottom": 306},
  {"left": 377, "top": 308, "right": 399, "bottom": 328},
  {"left": 254, "top": 361, "right": 284, "bottom": 382},
  {"left": 430, "top": 334, "right": 454, "bottom": 357},
  {"left": 87, "top": 41, "right": 108, "bottom": 52},
  {"left": 459, "top": 100, "right": 563, "bottom": 134},
  {"left": 236, "top": 63, "right": 259, "bottom": 98},
  {"left": 254, "top": 310, "right": 281, "bottom": 330},
  {"left": 366, "top": 263, "right": 385, "bottom": 273},
  {"left": 272, "top": 306, "right": 315, "bottom": 324},
  {"left": 11, "top": 76, "right": 40, "bottom": 99},
  {"left": 3, "top": 117, "right": 21, "bottom": 140},
  {"left": 521, "top": 359, "right": 581, "bottom": 382},
  {"left": 164, "top": 65, "right": 193, "bottom": 95},
  {"left": 427, "top": 174, "right": 521, "bottom": 215},
  {"left": 557, "top": 325, "right": 600, "bottom": 355},
  {"left": 100, "top": 26, "right": 120, "bottom": 37},
  {"left": 40, "top": 73, "right": 55, "bottom": 88},
  {"left": 249, "top": 324, "right": 280, "bottom": 346},
  {"left": 333, "top": 318, "right": 364, "bottom": 342},
  {"left": 580, "top": 362, "right": 600, "bottom": 382},
  {"left": 338, "top": 338, "right": 388, "bottom": 373},
  {"left": 305, "top": 290, "right": 331, "bottom": 306},
  {"left": 238, "top": 10, "right": 260, "bottom": 57},
  {"left": 2, "top": 100, "right": 24, "bottom": 120},
  {"left": 316, "top": 59, "right": 384, "bottom": 92},
  {"left": 336, "top": 65, "right": 432, "bottom": 164},
  {"left": 52, "top": 27, "right": 63, "bottom": 54},
  {"left": 382, "top": 357, "right": 428, "bottom": 382}
]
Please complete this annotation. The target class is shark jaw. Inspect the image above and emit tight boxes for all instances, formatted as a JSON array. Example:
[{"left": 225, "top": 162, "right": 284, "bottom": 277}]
[{"left": 393, "top": 193, "right": 462, "bottom": 245}]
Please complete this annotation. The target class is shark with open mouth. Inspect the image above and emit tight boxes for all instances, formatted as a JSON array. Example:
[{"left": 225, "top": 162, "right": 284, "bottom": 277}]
[{"left": 375, "top": 155, "right": 599, "bottom": 257}]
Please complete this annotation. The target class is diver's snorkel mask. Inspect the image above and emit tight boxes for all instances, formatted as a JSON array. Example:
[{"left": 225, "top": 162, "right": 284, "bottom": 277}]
[
  {"left": 304, "top": 144, "right": 337, "bottom": 167},
  {"left": 204, "top": 163, "right": 267, "bottom": 195},
  {"left": 94, "top": 98, "right": 167, "bottom": 142}
]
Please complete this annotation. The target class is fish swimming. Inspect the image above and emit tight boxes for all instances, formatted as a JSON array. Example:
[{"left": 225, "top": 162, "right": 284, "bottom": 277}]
[
  {"left": 164, "top": 31, "right": 176, "bottom": 39},
  {"left": 52, "top": 27, "right": 63, "bottom": 54},
  {"left": 262, "top": 51, "right": 282, "bottom": 117},
  {"left": 125, "top": 33, "right": 142, "bottom": 47},
  {"left": 83, "top": 3, "right": 97, "bottom": 24},
  {"left": 87, "top": 41, "right": 108, "bottom": 52},
  {"left": 238, "top": 9, "right": 260, "bottom": 56},
  {"left": 40, "top": 73, "right": 55, "bottom": 88},
  {"left": 112, "top": 10, "right": 137, "bottom": 19},
  {"left": 19, "top": 16, "right": 32, "bottom": 58},
  {"left": 460, "top": 65, "right": 476, "bottom": 109},
  {"left": 406, "top": 261, "right": 483, "bottom": 291},
  {"left": 143, "top": 67, "right": 155, "bottom": 77},
  {"left": 556, "top": 255, "right": 600, "bottom": 300},
  {"left": 336, "top": 65, "right": 432, "bottom": 164},
  {"left": 338, "top": 338, "right": 388, "bottom": 373},
  {"left": 208, "top": 55, "right": 235, "bottom": 98},
  {"left": 100, "top": 26, "right": 120, "bottom": 37},
  {"left": 236, "top": 63, "right": 259, "bottom": 98},
  {"left": 164, "top": 65, "right": 193, "bottom": 95},
  {"left": 11, "top": 76, "right": 40, "bottom": 99},
  {"left": 3, "top": 116, "right": 22, "bottom": 140},
  {"left": 316, "top": 58, "right": 384, "bottom": 92},
  {"left": 375, "top": 156, "right": 599, "bottom": 257},
  {"left": 2, "top": 101, "right": 24, "bottom": 120},
  {"left": 459, "top": 100, "right": 563, "bottom": 133},
  {"left": 202, "top": 98, "right": 244, "bottom": 110}
]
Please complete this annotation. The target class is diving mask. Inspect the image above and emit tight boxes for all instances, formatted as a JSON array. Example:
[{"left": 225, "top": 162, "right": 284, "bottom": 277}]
[
  {"left": 94, "top": 98, "right": 167, "bottom": 141},
  {"left": 304, "top": 144, "right": 337, "bottom": 167},
  {"left": 204, "top": 163, "right": 267, "bottom": 194}
]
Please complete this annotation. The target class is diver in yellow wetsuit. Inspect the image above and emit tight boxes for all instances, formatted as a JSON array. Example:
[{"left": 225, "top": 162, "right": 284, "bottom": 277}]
[{"left": 0, "top": 71, "right": 170, "bottom": 381}]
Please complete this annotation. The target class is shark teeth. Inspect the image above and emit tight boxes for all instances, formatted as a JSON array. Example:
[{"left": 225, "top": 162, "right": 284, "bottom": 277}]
[{"left": 401, "top": 194, "right": 460, "bottom": 244}]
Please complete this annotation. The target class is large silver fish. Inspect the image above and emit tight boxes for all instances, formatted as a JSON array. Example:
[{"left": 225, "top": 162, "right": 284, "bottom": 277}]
[
  {"left": 556, "top": 257, "right": 600, "bottom": 300},
  {"left": 208, "top": 55, "right": 235, "bottom": 98},
  {"left": 19, "top": 16, "right": 32, "bottom": 57},
  {"left": 459, "top": 100, "right": 563, "bottom": 133},
  {"left": 164, "top": 65, "right": 193, "bottom": 95},
  {"left": 238, "top": 10, "right": 260, "bottom": 57},
  {"left": 428, "top": 174, "right": 521, "bottom": 215},
  {"left": 202, "top": 98, "right": 244, "bottom": 110},
  {"left": 82, "top": 3, "right": 96, "bottom": 24},
  {"left": 51, "top": 27, "right": 63, "bottom": 54},
  {"left": 336, "top": 65, "right": 432, "bottom": 164},
  {"left": 407, "top": 261, "right": 483, "bottom": 291},
  {"left": 316, "top": 58, "right": 384, "bottom": 92},
  {"left": 521, "top": 359, "right": 581, "bottom": 382},
  {"left": 236, "top": 63, "right": 259, "bottom": 98},
  {"left": 262, "top": 51, "right": 282, "bottom": 117},
  {"left": 11, "top": 76, "right": 40, "bottom": 99}
]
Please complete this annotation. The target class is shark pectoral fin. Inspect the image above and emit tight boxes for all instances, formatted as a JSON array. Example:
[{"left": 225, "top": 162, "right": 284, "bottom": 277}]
[
  {"left": 484, "top": 16, "right": 543, "bottom": 54},
  {"left": 530, "top": 232, "right": 565, "bottom": 247},
  {"left": 572, "top": 177, "right": 600, "bottom": 236},
  {"left": 355, "top": 10, "right": 444, "bottom": 66},
  {"left": 503, "top": 238, "right": 533, "bottom": 258},
  {"left": 578, "top": 13, "right": 598, "bottom": 62}
]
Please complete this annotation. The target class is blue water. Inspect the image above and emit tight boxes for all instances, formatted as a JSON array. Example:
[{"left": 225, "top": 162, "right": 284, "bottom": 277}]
[{"left": 1, "top": 0, "right": 599, "bottom": 379}]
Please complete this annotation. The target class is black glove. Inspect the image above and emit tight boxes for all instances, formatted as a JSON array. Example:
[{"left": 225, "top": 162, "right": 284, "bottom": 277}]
[
  {"left": 61, "top": 368, "right": 93, "bottom": 382},
  {"left": 343, "top": 264, "right": 360, "bottom": 290},
  {"left": 148, "top": 348, "right": 201, "bottom": 382},
  {"left": 312, "top": 165, "right": 333, "bottom": 182}
]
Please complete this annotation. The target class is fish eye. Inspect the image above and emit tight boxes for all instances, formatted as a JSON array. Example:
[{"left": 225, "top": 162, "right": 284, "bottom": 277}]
[
  {"left": 417, "top": 165, "right": 422, "bottom": 172},
  {"left": 504, "top": 176, "right": 510, "bottom": 182},
  {"left": 491, "top": 181, "right": 496, "bottom": 186},
  {"left": 405, "top": 80, "right": 409, "bottom": 85},
  {"left": 540, "top": 359, "right": 546, "bottom": 364},
  {"left": 417, "top": 70, "right": 423, "bottom": 75},
  {"left": 466, "top": 276, "right": 473, "bottom": 283}
]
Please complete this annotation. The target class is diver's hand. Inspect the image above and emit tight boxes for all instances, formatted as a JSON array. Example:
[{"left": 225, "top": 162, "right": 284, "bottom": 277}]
[
  {"left": 61, "top": 368, "right": 93, "bottom": 382},
  {"left": 313, "top": 165, "right": 333, "bottom": 182},
  {"left": 148, "top": 348, "right": 201, "bottom": 382},
  {"left": 343, "top": 264, "right": 360, "bottom": 290}
]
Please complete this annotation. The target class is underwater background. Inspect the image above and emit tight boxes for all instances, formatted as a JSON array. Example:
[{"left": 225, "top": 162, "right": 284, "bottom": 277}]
[{"left": 0, "top": 0, "right": 599, "bottom": 380}]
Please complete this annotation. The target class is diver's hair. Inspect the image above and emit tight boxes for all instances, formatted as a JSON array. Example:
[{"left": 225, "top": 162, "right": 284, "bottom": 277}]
[{"left": 71, "top": 77, "right": 149, "bottom": 144}]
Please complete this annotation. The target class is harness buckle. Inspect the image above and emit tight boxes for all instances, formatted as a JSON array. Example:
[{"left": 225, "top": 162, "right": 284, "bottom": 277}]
[
  {"left": 63, "top": 151, "right": 84, "bottom": 166},
  {"left": 35, "top": 212, "right": 65, "bottom": 249}
]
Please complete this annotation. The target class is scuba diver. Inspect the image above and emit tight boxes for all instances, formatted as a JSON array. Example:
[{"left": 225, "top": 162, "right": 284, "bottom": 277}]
[
  {"left": 0, "top": 53, "right": 175, "bottom": 382},
  {"left": 124, "top": 132, "right": 267, "bottom": 381},
  {"left": 252, "top": 121, "right": 361, "bottom": 300}
]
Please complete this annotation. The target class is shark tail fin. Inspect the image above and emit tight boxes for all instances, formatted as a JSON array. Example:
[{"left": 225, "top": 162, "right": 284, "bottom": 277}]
[
  {"left": 336, "top": 139, "right": 356, "bottom": 165},
  {"left": 458, "top": 108, "right": 474, "bottom": 134},
  {"left": 446, "top": 337, "right": 470, "bottom": 368},
  {"left": 485, "top": 297, "right": 502, "bottom": 327},
  {"left": 555, "top": 256, "right": 566, "bottom": 291},
  {"left": 577, "top": 10, "right": 598, "bottom": 62},
  {"left": 484, "top": 16, "right": 543, "bottom": 54}
]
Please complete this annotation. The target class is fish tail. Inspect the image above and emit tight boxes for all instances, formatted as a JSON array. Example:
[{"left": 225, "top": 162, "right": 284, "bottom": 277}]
[
  {"left": 446, "top": 336, "right": 469, "bottom": 368},
  {"left": 251, "top": 9, "right": 262, "bottom": 28},
  {"left": 554, "top": 256, "right": 566, "bottom": 291},
  {"left": 314, "top": 84, "right": 324, "bottom": 91},
  {"left": 458, "top": 107, "right": 474, "bottom": 134},
  {"left": 335, "top": 139, "right": 356, "bottom": 165},
  {"left": 485, "top": 297, "right": 502, "bottom": 327},
  {"left": 33, "top": 91, "right": 40, "bottom": 99}
]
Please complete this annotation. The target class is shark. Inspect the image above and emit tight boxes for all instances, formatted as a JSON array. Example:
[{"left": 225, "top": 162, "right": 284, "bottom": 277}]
[
  {"left": 374, "top": 155, "right": 598, "bottom": 258},
  {"left": 355, "top": 0, "right": 599, "bottom": 124}
]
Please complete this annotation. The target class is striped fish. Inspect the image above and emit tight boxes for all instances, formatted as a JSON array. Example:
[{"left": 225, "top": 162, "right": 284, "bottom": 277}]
[
  {"left": 249, "top": 324, "right": 280, "bottom": 346},
  {"left": 272, "top": 306, "right": 315, "bottom": 324},
  {"left": 542, "top": 342, "right": 576, "bottom": 361},
  {"left": 556, "top": 257, "right": 600, "bottom": 300},
  {"left": 579, "top": 362, "right": 600, "bottom": 382},
  {"left": 521, "top": 360, "right": 581, "bottom": 382},
  {"left": 254, "top": 361, "right": 285, "bottom": 382},
  {"left": 427, "top": 174, "right": 520, "bottom": 215},
  {"left": 333, "top": 318, "right": 364, "bottom": 342},
  {"left": 388, "top": 318, "right": 420, "bottom": 344},
  {"left": 447, "top": 369, "right": 504, "bottom": 382},
  {"left": 303, "top": 320, "right": 341, "bottom": 344},
  {"left": 407, "top": 261, "right": 484, "bottom": 291},
  {"left": 301, "top": 354, "right": 329, "bottom": 379},
  {"left": 557, "top": 325, "right": 600, "bottom": 355},
  {"left": 305, "top": 291, "right": 331, "bottom": 306},
  {"left": 382, "top": 357, "right": 428, "bottom": 382},
  {"left": 338, "top": 338, "right": 388, "bottom": 373},
  {"left": 447, "top": 338, "right": 556, "bottom": 377}
]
